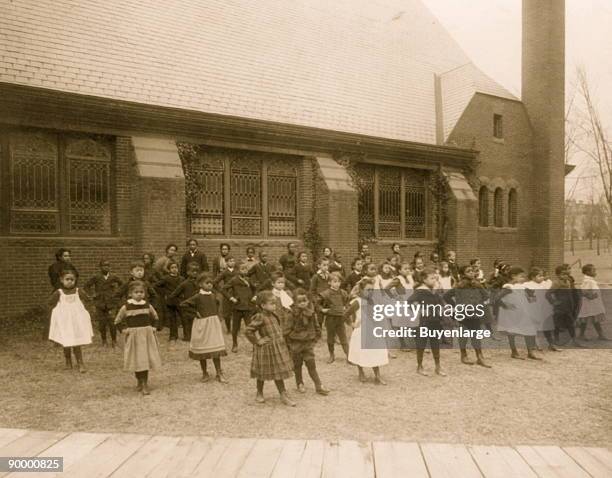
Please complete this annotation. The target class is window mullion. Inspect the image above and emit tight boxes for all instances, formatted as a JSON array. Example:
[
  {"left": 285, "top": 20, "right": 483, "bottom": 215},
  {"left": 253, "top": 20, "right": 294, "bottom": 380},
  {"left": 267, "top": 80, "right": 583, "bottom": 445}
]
[
  {"left": 262, "top": 161, "right": 269, "bottom": 238},
  {"left": 373, "top": 169, "right": 379, "bottom": 238},
  {"left": 58, "top": 135, "right": 69, "bottom": 235},
  {"left": 400, "top": 171, "right": 406, "bottom": 240},
  {"left": 223, "top": 157, "right": 231, "bottom": 235}
]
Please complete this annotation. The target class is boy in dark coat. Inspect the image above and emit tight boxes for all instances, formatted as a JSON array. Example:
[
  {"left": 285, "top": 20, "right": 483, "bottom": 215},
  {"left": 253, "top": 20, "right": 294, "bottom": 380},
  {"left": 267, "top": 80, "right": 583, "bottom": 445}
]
[
  {"left": 223, "top": 261, "right": 256, "bottom": 352},
  {"left": 180, "top": 238, "right": 209, "bottom": 277},
  {"left": 248, "top": 251, "right": 275, "bottom": 291},
  {"left": 319, "top": 272, "right": 349, "bottom": 363},
  {"left": 84, "top": 259, "right": 123, "bottom": 347},
  {"left": 284, "top": 289, "right": 329, "bottom": 395},
  {"left": 155, "top": 260, "right": 183, "bottom": 344},
  {"left": 169, "top": 262, "right": 201, "bottom": 341}
]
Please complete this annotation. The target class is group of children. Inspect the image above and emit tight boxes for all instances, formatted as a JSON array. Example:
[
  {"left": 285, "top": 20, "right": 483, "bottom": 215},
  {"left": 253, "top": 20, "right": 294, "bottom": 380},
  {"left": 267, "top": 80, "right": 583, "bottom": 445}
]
[{"left": 45, "top": 241, "right": 608, "bottom": 404}]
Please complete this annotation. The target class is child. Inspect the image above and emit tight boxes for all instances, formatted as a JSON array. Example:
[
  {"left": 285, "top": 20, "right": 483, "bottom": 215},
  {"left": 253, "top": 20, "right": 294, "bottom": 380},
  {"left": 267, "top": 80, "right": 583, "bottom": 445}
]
[
  {"left": 388, "top": 255, "right": 400, "bottom": 275},
  {"left": 245, "top": 291, "right": 296, "bottom": 406},
  {"left": 469, "top": 258, "right": 485, "bottom": 285},
  {"left": 48, "top": 270, "right": 94, "bottom": 373},
  {"left": 244, "top": 246, "right": 258, "bottom": 271},
  {"left": 213, "top": 256, "right": 238, "bottom": 334},
  {"left": 319, "top": 272, "right": 350, "bottom": 363},
  {"left": 289, "top": 251, "right": 313, "bottom": 288},
  {"left": 310, "top": 258, "right": 331, "bottom": 326},
  {"left": 154, "top": 260, "right": 183, "bottom": 346},
  {"left": 223, "top": 261, "right": 256, "bottom": 352},
  {"left": 376, "top": 262, "right": 396, "bottom": 290},
  {"left": 547, "top": 265, "right": 582, "bottom": 347},
  {"left": 343, "top": 257, "right": 364, "bottom": 294},
  {"left": 249, "top": 251, "right": 275, "bottom": 291},
  {"left": 118, "top": 261, "right": 158, "bottom": 306},
  {"left": 524, "top": 267, "right": 559, "bottom": 351},
  {"left": 396, "top": 262, "right": 415, "bottom": 290},
  {"left": 330, "top": 252, "right": 345, "bottom": 277},
  {"left": 577, "top": 264, "right": 609, "bottom": 341},
  {"left": 114, "top": 281, "right": 162, "bottom": 395},
  {"left": 310, "top": 258, "right": 331, "bottom": 296},
  {"left": 497, "top": 267, "right": 541, "bottom": 359},
  {"left": 270, "top": 272, "right": 294, "bottom": 321},
  {"left": 141, "top": 254, "right": 156, "bottom": 284},
  {"left": 180, "top": 273, "right": 228, "bottom": 383},
  {"left": 346, "top": 277, "right": 388, "bottom": 384},
  {"left": 437, "top": 261, "right": 455, "bottom": 291},
  {"left": 407, "top": 266, "right": 446, "bottom": 376},
  {"left": 284, "top": 289, "right": 329, "bottom": 395},
  {"left": 169, "top": 262, "right": 201, "bottom": 341},
  {"left": 84, "top": 259, "right": 123, "bottom": 348},
  {"left": 444, "top": 265, "right": 491, "bottom": 367}
]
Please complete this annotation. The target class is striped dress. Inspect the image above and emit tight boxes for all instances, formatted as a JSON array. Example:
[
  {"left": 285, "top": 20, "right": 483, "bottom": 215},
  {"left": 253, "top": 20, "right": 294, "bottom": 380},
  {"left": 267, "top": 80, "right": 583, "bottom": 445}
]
[{"left": 115, "top": 300, "right": 162, "bottom": 372}]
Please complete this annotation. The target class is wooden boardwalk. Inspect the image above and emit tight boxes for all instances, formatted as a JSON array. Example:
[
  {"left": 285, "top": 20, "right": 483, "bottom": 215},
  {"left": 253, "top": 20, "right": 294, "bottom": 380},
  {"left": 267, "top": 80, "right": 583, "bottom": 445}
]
[{"left": 0, "top": 428, "right": 610, "bottom": 477}]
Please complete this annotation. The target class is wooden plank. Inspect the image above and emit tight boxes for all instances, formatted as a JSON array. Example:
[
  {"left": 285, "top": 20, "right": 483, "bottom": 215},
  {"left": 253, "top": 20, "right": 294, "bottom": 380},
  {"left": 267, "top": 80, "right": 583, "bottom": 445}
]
[
  {"left": 270, "top": 440, "right": 306, "bottom": 478},
  {"left": 516, "top": 446, "right": 590, "bottom": 478},
  {"left": 0, "top": 430, "right": 66, "bottom": 477},
  {"left": 110, "top": 435, "right": 181, "bottom": 478},
  {"left": 10, "top": 432, "right": 110, "bottom": 478},
  {"left": 0, "top": 429, "right": 28, "bottom": 449},
  {"left": 191, "top": 438, "right": 232, "bottom": 477},
  {"left": 147, "top": 436, "right": 212, "bottom": 478},
  {"left": 372, "top": 441, "right": 429, "bottom": 478},
  {"left": 208, "top": 438, "right": 256, "bottom": 478},
  {"left": 146, "top": 436, "right": 197, "bottom": 478},
  {"left": 321, "top": 440, "right": 340, "bottom": 478},
  {"left": 468, "top": 445, "right": 537, "bottom": 478},
  {"left": 563, "top": 447, "right": 612, "bottom": 478},
  {"left": 421, "top": 443, "right": 483, "bottom": 478},
  {"left": 295, "top": 440, "right": 325, "bottom": 478},
  {"left": 336, "top": 440, "right": 374, "bottom": 478},
  {"left": 61, "top": 433, "right": 151, "bottom": 478},
  {"left": 236, "top": 439, "right": 285, "bottom": 478}
]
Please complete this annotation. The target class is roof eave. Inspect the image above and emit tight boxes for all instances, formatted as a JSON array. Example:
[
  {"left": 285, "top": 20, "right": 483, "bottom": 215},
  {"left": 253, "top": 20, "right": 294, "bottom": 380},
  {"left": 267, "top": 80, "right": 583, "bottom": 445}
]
[{"left": 0, "top": 82, "right": 478, "bottom": 168}]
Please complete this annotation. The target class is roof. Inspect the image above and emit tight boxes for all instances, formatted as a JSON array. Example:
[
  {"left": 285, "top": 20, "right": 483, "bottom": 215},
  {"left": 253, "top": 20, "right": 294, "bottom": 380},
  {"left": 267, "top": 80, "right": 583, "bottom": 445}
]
[
  {"left": 0, "top": 0, "right": 517, "bottom": 145},
  {"left": 440, "top": 63, "right": 518, "bottom": 140}
]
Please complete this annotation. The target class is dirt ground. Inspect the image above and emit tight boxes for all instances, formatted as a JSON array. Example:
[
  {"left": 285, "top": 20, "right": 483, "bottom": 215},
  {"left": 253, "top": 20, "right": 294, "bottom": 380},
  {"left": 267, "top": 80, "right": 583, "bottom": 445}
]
[{"left": 1, "top": 328, "right": 611, "bottom": 448}]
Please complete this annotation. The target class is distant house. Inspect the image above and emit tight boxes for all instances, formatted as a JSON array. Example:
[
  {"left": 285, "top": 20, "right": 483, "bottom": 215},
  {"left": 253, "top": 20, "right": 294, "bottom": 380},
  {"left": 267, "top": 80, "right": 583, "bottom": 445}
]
[{"left": 0, "top": 0, "right": 565, "bottom": 316}]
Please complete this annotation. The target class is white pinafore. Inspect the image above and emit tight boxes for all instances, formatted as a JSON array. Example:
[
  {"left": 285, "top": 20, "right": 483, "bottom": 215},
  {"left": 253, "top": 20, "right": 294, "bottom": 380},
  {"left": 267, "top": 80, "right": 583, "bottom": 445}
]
[{"left": 49, "top": 289, "right": 93, "bottom": 347}]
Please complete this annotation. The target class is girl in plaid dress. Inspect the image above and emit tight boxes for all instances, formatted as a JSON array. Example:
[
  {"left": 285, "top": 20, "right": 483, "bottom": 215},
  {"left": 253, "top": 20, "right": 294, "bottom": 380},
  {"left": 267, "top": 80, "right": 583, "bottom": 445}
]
[{"left": 245, "top": 291, "right": 296, "bottom": 406}]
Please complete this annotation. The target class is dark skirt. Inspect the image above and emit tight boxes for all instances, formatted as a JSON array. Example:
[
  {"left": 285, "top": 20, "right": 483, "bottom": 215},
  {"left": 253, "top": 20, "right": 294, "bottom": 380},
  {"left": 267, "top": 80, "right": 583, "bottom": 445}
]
[{"left": 250, "top": 339, "right": 293, "bottom": 381}]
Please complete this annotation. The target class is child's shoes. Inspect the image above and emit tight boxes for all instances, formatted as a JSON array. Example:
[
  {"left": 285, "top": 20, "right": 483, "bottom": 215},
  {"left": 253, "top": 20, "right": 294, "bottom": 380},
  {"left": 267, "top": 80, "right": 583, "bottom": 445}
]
[
  {"left": 255, "top": 392, "right": 265, "bottom": 404},
  {"left": 316, "top": 386, "right": 330, "bottom": 396},
  {"left": 280, "top": 392, "right": 296, "bottom": 407},
  {"left": 216, "top": 372, "right": 228, "bottom": 384},
  {"left": 201, "top": 372, "right": 211, "bottom": 383}
]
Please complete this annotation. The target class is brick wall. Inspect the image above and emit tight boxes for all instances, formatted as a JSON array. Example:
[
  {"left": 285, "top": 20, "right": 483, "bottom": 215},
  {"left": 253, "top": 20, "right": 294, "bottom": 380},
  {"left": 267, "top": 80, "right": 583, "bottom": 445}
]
[
  {"left": 448, "top": 94, "right": 536, "bottom": 273},
  {"left": 313, "top": 157, "right": 358, "bottom": 262},
  {"left": 0, "top": 136, "right": 138, "bottom": 317}
]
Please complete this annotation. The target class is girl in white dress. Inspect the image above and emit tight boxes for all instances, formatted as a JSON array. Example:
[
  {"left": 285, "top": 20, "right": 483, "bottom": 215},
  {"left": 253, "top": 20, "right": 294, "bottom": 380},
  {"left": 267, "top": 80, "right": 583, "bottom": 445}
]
[
  {"left": 577, "top": 264, "right": 609, "bottom": 341},
  {"left": 48, "top": 270, "right": 93, "bottom": 372},
  {"left": 347, "top": 277, "right": 388, "bottom": 384},
  {"left": 524, "top": 267, "right": 559, "bottom": 352},
  {"left": 496, "top": 267, "right": 541, "bottom": 360}
]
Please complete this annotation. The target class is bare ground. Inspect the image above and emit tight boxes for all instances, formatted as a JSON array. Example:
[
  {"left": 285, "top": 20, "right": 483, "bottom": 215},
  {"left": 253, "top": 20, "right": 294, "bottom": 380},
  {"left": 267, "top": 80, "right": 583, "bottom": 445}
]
[{"left": 1, "top": 329, "right": 610, "bottom": 447}]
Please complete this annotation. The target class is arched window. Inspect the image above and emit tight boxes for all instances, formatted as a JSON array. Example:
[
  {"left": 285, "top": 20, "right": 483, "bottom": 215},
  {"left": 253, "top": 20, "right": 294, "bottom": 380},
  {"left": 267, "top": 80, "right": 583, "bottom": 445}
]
[
  {"left": 494, "top": 188, "right": 504, "bottom": 227},
  {"left": 508, "top": 188, "right": 518, "bottom": 228},
  {"left": 478, "top": 186, "right": 489, "bottom": 227}
]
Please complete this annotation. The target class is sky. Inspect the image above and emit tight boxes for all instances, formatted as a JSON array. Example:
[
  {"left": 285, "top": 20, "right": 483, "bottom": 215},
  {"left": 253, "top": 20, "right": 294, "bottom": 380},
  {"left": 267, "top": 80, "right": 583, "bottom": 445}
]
[{"left": 421, "top": 0, "right": 612, "bottom": 200}]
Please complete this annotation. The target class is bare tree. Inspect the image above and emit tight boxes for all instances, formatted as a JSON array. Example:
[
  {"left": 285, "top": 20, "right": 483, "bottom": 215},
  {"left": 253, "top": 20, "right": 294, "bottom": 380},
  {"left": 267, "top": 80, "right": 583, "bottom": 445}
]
[{"left": 572, "top": 66, "right": 612, "bottom": 219}]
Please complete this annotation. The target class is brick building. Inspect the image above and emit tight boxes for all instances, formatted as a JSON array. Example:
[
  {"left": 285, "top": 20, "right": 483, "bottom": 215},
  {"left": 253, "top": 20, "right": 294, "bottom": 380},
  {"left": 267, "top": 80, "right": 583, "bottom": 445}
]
[{"left": 0, "top": 0, "right": 565, "bottom": 317}]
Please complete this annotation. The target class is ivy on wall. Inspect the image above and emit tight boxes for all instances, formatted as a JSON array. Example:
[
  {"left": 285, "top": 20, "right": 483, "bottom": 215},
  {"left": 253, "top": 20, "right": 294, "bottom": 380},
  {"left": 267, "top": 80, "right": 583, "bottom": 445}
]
[{"left": 176, "top": 142, "right": 202, "bottom": 219}]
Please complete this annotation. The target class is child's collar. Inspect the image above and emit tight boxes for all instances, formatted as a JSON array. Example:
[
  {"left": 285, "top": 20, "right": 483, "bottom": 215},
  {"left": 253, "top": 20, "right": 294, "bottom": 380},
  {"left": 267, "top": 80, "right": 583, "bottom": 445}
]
[
  {"left": 127, "top": 299, "right": 146, "bottom": 305},
  {"left": 199, "top": 289, "right": 212, "bottom": 295}
]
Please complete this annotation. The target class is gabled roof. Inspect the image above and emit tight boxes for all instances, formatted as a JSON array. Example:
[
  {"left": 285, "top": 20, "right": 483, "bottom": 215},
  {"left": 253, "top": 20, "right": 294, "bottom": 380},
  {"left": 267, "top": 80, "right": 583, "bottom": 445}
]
[
  {"left": 440, "top": 63, "right": 518, "bottom": 140},
  {"left": 0, "top": 0, "right": 517, "bottom": 145}
]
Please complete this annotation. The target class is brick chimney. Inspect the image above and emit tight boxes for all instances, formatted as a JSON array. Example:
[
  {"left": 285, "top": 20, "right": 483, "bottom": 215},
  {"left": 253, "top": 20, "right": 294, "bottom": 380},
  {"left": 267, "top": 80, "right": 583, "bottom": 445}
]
[{"left": 522, "top": 0, "right": 565, "bottom": 271}]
